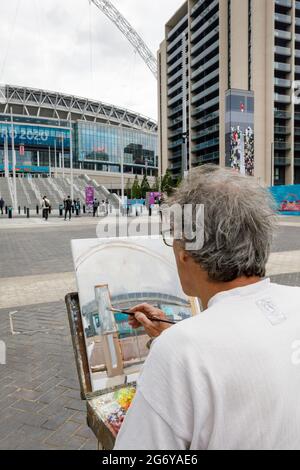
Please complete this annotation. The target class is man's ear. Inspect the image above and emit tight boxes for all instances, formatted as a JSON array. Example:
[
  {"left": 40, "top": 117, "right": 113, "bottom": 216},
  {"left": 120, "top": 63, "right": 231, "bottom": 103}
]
[{"left": 178, "top": 247, "right": 191, "bottom": 265}]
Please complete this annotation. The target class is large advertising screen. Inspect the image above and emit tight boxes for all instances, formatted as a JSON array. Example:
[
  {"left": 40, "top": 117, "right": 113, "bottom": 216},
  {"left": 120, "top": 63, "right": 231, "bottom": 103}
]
[
  {"left": 0, "top": 122, "right": 70, "bottom": 149},
  {"left": 225, "top": 90, "right": 254, "bottom": 177}
]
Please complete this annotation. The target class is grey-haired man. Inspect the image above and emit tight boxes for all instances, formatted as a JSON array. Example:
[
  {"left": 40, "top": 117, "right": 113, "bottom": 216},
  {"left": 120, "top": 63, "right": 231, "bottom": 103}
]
[{"left": 115, "top": 165, "right": 300, "bottom": 451}]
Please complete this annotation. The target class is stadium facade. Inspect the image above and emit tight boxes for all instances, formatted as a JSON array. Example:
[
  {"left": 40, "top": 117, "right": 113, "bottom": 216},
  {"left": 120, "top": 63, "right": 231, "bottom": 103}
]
[
  {"left": 158, "top": 0, "right": 300, "bottom": 186},
  {"left": 0, "top": 85, "right": 158, "bottom": 189}
]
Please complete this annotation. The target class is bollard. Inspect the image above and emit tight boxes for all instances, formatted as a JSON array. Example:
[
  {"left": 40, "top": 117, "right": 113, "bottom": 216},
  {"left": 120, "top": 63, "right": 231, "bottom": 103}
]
[
  {"left": 18, "top": 206, "right": 21, "bottom": 215},
  {"left": 5, "top": 206, "right": 8, "bottom": 215},
  {"left": 72, "top": 205, "right": 75, "bottom": 214},
  {"left": 8, "top": 207, "right": 12, "bottom": 219},
  {"left": 27, "top": 208, "right": 30, "bottom": 218},
  {"left": 59, "top": 205, "right": 63, "bottom": 217},
  {"left": 76, "top": 208, "right": 79, "bottom": 217},
  {"left": 24, "top": 206, "right": 26, "bottom": 215},
  {"left": 36, "top": 205, "right": 39, "bottom": 215},
  {"left": 83, "top": 205, "right": 86, "bottom": 214}
]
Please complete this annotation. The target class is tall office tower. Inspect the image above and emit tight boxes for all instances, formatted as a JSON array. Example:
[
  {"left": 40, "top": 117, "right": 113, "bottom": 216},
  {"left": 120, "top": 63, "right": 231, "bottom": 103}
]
[{"left": 158, "top": 0, "right": 300, "bottom": 186}]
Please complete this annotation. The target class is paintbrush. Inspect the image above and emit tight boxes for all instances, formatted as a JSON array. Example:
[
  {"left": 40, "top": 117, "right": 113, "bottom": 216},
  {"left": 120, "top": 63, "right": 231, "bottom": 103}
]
[{"left": 108, "top": 308, "right": 176, "bottom": 325}]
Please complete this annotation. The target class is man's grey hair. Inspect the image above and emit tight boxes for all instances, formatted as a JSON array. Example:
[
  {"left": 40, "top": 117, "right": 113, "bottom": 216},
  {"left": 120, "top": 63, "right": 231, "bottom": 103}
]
[{"left": 168, "top": 165, "right": 277, "bottom": 283}]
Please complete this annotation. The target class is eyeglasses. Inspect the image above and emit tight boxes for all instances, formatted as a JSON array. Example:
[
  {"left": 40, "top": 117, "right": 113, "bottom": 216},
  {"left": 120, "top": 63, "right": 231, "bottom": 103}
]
[{"left": 161, "top": 230, "right": 174, "bottom": 248}]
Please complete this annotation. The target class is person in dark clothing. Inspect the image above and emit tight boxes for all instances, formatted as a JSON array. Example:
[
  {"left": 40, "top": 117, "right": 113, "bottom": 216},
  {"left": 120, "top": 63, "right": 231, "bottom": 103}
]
[
  {"left": 41, "top": 196, "right": 51, "bottom": 221},
  {"left": 93, "top": 198, "right": 99, "bottom": 217},
  {"left": 75, "top": 198, "right": 81, "bottom": 216},
  {"left": 64, "top": 196, "right": 72, "bottom": 221},
  {"left": 0, "top": 197, "right": 4, "bottom": 215}
]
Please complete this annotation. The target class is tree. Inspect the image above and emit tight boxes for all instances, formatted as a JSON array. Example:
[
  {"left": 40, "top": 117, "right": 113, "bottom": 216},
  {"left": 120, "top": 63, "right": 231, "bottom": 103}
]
[
  {"left": 141, "top": 174, "right": 151, "bottom": 198},
  {"left": 131, "top": 175, "right": 141, "bottom": 199},
  {"left": 161, "top": 169, "right": 174, "bottom": 196},
  {"left": 152, "top": 176, "right": 161, "bottom": 192}
]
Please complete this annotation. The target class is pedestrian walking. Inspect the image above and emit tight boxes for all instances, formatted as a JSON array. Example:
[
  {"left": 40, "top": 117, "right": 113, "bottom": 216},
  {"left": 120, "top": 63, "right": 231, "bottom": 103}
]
[
  {"left": 64, "top": 196, "right": 72, "bottom": 221},
  {"left": 41, "top": 196, "right": 50, "bottom": 221},
  {"left": 0, "top": 197, "right": 5, "bottom": 215},
  {"left": 93, "top": 198, "right": 99, "bottom": 217}
]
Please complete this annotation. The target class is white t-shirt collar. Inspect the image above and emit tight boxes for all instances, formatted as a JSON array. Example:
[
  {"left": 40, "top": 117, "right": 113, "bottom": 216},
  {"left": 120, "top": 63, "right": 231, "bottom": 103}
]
[{"left": 207, "top": 278, "right": 271, "bottom": 308}]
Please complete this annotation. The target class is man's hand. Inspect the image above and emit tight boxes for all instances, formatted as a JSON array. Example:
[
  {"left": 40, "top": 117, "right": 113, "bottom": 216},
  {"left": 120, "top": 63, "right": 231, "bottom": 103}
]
[{"left": 129, "top": 303, "right": 172, "bottom": 338}]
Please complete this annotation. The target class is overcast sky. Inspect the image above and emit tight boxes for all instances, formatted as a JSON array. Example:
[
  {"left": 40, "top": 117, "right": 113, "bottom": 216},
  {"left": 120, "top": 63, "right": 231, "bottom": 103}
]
[{"left": 0, "top": 0, "right": 184, "bottom": 120}]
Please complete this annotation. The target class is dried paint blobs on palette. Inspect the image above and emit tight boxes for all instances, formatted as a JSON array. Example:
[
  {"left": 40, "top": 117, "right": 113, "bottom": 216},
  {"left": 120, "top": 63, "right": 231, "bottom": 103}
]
[
  {"left": 107, "top": 387, "right": 136, "bottom": 434},
  {"left": 115, "top": 386, "right": 136, "bottom": 411}
]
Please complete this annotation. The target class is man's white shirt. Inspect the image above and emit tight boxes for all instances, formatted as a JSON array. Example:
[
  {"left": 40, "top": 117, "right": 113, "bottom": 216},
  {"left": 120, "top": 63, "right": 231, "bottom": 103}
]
[{"left": 115, "top": 279, "right": 300, "bottom": 450}]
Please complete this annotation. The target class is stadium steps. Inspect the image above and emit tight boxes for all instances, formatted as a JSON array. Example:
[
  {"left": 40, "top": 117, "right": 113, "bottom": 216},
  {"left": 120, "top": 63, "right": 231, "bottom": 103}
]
[{"left": 0, "top": 178, "right": 13, "bottom": 207}]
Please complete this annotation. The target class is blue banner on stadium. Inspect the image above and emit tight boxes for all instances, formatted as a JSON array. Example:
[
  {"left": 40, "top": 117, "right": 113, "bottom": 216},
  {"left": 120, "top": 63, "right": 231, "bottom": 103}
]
[{"left": 270, "top": 185, "right": 300, "bottom": 216}]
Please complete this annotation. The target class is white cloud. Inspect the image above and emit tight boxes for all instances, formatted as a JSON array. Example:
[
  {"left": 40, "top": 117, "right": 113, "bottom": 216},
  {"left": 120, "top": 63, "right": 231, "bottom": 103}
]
[{"left": 0, "top": 0, "right": 184, "bottom": 120}]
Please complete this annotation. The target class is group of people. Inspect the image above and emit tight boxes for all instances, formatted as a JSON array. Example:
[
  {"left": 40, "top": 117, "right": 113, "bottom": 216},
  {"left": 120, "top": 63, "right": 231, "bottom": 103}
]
[
  {"left": 92, "top": 198, "right": 109, "bottom": 217},
  {"left": 41, "top": 196, "right": 82, "bottom": 221}
]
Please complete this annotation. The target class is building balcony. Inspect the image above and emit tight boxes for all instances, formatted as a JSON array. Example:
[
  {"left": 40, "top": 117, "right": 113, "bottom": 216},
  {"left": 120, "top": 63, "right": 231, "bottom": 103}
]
[
  {"left": 294, "top": 158, "right": 300, "bottom": 166},
  {"left": 167, "top": 45, "right": 183, "bottom": 66},
  {"left": 275, "top": 13, "right": 292, "bottom": 25},
  {"left": 274, "top": 125, "right": 291, "bottom": 134},
  {"left": 191, "top": 0, "right": 206, "bottom": 15},
  {"left": 168, "top": 104, "right": 183, "bottom": 118},
  {"left": 169, "top": 161, "right": 182, "bottom": 171},
  {"left": 190, "top": 0, "right": 219, "bottom": 31},
  {"left": 192, "top": 68, "right": 219, "bottom": 93},
  {"left": 168, "top": 69, "right": 182, "bottom": 86},
  {"left": 167, "top": 14, "right": 188, "bottom": 41},
  {"left": 191, "top": 12, "right": 219, "bottom": 43},
  {"left": 168, "top": 81, "right": 182, "bottom": 97},
  {"left": 191, "top": 27, "right": 219, "bottom": 56},
  {"left": 169, "top": 127, "right": 183, "bottom": 138},
  {"left": 191, "top": 42, "right": 219, "bottom": 68},
  {"left": 275, "top": 0, "right": 292, "bottom": 7},
  {"left": 168, "top": 57, "right": 183, "bottom": 75},
  {"left": 168, "top": 139, "right": 183, "bottom": 150},
  {"left": 274, "top": 93, "right": 291, "bottom": 104},
  {"left": 191, "top": 55, "right": 219, "bottom": 80},
  {"left": 274, "top": 62, "right": 291, "bottom": 72},
  {"left": 193, "top": 151, "right": 219, "bottom": 162},
  {"left": 192, "top": 111, "right": 219, "bottom": 127},
  {"left": 168, "top": 92, "right": 183, "bottom": 107},
  {"left": 169, "top": 149, "right": 182, "bottom": 158},
  {"left": 191, "top": 138, "right": 219, "bottom": 152},
  {"left": 192, "top": 96, "right": 219, "bottom": 116},
  {"left": 274, "top": 141, "right": 291, "bottom": 150},
  {"left": 274, "top": 157, "right": 291, "bottom": 166},
  {"left": 192, "top": 83, "right": 219, "bottom": 105},
  {"left": 168, "top": 117, "right": 183, "bottom": 129},
  {"left": 275, "top": 29, "right": 292, "bottom": 40},
  {"left": 294, "top": 128, "right": 300, "bottom": 135},
  {"left": 294, "top": 143, "right": 300, "bottom": 151},
  {"left": 274, "top": 110, "right": 291, "bottom": 119},
  {"left": 274, "top": 45, "right": 291, "bottom": 56},
  {"left": 274, "top": 78, "right": 291, "bottom": 88},
  {"left": 192, "top": 124, "right": 220, "bottom": 140}
]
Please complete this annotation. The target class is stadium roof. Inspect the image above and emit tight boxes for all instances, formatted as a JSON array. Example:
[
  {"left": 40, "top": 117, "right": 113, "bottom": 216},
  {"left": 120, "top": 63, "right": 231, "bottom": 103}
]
[{"left": 0, "top": 84, "right": 157, "bottom": 133}]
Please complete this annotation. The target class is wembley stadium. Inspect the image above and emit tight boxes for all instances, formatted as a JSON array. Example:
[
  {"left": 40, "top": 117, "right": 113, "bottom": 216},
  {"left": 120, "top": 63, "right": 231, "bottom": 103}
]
[
  {"left": 0, "top": 84, "right": 158, "bottom": 180},
  {"left": 0, "top": 84, "right": 158, "bottom": 210}
]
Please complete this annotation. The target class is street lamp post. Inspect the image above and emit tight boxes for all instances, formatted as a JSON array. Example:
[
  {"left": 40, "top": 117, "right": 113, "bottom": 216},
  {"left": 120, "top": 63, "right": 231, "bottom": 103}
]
[
  {"left": 10, "top": 108, "right": 17, "bottom": 210},
  {"left": 69, "top": 118, "right": 74, "bottom": 202}
]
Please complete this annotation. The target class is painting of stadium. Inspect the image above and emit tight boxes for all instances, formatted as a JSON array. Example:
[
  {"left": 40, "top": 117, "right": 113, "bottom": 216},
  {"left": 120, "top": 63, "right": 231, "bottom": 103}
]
[{"left": 71, "top": 237, "right": 200, "bottom": 392}]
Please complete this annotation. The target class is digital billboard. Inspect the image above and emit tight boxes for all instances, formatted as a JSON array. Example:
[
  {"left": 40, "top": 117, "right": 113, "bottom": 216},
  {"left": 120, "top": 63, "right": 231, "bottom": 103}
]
[
  {"left": 0, "top": 122, "right": 70, "bottom": 149},
  {"left": 225, "top": 89, "right": 254, "bottom": 176}
]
